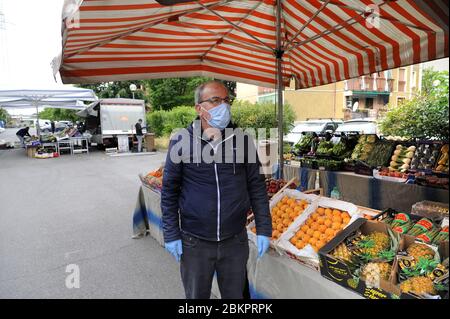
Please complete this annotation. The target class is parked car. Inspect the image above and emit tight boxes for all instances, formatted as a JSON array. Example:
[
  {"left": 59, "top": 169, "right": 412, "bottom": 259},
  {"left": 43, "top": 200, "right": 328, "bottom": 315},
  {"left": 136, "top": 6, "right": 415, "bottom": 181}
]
[
  {"left": 284, "top": 119, "right": 343, "bottom": 146},
  {"left": 331, "top": 118, "right": 379, "bottom": 144},
  {"left": 0, "top": 127, "right": 5, "bottom": 134},
  {"left": 58, "top": 120, "right": 73, "bottom": 127},
  {"left": 334, "top": 118, "right": 378, "bottom": 135},
  {"left": 41, "top": 122, "right": 69, "bottom": 133}
]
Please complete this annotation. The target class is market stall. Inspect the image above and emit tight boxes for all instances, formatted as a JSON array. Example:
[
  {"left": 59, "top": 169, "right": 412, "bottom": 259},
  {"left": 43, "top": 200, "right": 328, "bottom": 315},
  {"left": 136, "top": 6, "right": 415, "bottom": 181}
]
[
  {"left": 280, "top": 135, "right": 449, "bottom": 212},
  {"left": 280, "top": 165, "right": 449, "bottom": 213},
  {"left": 23, "top": 127, "right": 91, "bottom": 159},
  {"left": 132, "top": 168, "right": 449, "bottom": 299}
]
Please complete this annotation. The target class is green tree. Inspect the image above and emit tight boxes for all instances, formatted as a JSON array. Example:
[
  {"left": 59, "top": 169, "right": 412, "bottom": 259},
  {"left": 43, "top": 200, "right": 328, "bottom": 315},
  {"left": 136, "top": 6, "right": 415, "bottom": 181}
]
[
  {"left": 231, "top": 100, "right": 295, "bottom": 137},
  {"left": 0, "top": 107, "right": 10, "bottom": 123},
  {"left": 379, "top": 68, "right": 449, "bottom": 140},
  {"left": 38, "top": 108, "right": 81, "bottom": 122},
  {"left": 78, "top": 78, "right": 236, "bottom": 112},
  {"left": 147, "top": 101, "right": 295, "bottom": 138},
  {"left": 422, "top": 68, "right": 449, "bottom": 97},
  {"left": 77, "top": 81, "right": 147, "bottom": 102},
  {"left": 143, "top": 77, "right": 211, "bottom": 110},
  {"left": 147, "top": 106, "right": 197, "bottom": 137}
]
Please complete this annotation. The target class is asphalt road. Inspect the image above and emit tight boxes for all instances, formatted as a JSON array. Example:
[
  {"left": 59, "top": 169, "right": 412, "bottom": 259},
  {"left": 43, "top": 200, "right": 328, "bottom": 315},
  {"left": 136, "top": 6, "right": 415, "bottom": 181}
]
[{"left": 0, "top": 129, "right": 185, "bottom": 298}]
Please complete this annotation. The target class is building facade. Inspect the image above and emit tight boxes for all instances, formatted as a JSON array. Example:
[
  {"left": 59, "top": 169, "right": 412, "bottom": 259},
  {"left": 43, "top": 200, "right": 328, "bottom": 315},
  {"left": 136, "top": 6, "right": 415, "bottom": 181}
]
[{"left": 236, "top": 64, "right": 422, "bottom": 122}]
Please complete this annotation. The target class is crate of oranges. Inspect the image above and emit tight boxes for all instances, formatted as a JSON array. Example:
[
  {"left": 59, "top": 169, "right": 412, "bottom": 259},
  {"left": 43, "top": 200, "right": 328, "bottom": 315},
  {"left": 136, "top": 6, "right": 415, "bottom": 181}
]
[
  {"left": 247, "top": 189, "right": 318, "bottom": 249},
  {"left": 277, "top": 197, "right": 360, "bottom": 270}
]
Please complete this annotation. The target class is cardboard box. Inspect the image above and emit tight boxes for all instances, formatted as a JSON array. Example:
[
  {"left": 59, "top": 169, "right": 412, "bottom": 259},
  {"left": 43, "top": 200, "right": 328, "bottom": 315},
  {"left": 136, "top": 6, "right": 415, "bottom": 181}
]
[
  {"left": 277, "top": 197, "right": 359, "bottom": 272},
  {"left": 319, "top": 218, "right": 401, "bottom": 299},
  {"left": 144, "top": 133, "right": 155, "bottom": 151},
  {"left": 395, "top": 234, "right": 448, "bottom": 299},
  {"left": 246, "top": 189, "right": 318, "bottom": 252},
  {"left": 26, "top": 146, "right": 37, "bottom": 158}
]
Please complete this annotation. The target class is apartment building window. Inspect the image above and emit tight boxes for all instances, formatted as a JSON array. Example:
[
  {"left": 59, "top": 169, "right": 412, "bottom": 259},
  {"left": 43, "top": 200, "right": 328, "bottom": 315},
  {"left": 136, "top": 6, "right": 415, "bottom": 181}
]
[
  {"left": 346, "top": 96, "right": 360, "bottom": 110},
  {"left": 346, "top": 96, "right": 353, "bottom": 109},
  {"left": 411, "top": 71, "right": 417, "bottom": 90},
  {"left": 398, "top": 68, "right": 406, "bottom": 92}
]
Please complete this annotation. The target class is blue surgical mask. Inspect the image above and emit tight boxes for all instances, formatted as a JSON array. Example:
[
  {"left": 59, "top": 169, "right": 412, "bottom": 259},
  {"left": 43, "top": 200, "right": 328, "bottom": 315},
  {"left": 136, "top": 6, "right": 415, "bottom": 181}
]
[{"left": 202, "top": 103, "right": 231, "bottom": 130}]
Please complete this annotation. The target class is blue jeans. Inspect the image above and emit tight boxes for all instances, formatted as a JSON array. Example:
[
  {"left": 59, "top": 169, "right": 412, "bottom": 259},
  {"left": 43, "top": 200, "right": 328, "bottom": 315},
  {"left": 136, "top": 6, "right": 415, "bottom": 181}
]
[
  {"left": 136, "top": 135, "right": 143, "bottom": 152},
  {"left": 17, "top": 135, "right": 25, "bottom": 147}
]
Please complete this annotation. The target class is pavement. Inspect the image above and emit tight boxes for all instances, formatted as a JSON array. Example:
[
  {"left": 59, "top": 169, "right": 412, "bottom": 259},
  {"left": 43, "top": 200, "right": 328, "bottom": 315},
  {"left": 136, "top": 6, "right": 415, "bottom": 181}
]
[{"left": 0, "top": 129, "right": 185, "bottom": 298}]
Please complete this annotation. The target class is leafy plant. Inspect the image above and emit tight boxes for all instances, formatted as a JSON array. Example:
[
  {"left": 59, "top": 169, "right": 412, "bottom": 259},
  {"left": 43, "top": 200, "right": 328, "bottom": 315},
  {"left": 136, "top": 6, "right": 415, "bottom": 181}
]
[
  {"left": 0, "top": 107, "right": 10, "bottom": 123},
  {"left": 38, "top": 108, "right": 81, "bottom": 122},
  {"left": 377, "top": 250, "right": 395, "bottom": 262},
  {"left": 146, "top": 106, "right": 197, "bottom": 137},
  {"left": 357, "top": 239, "right": 375, "bottom": 249},
  {"left": 379, "top": 68, "right": 449, "bottom": 140},
  {"left": 434, "top": 283, "right": 448, "bottom": 292},
  {"left": 146, "top": 101, "right": 296, "bottom": 139}
]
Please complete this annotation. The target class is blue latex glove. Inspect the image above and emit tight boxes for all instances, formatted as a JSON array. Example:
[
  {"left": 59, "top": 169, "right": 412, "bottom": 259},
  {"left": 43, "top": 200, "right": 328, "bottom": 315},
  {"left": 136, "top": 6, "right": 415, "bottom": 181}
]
[
  {"left": 257, "top": 235, "right": 270, "bottom": 259},
  {"left": 165, "top": 239, "right": 182, "bottom": 262}
]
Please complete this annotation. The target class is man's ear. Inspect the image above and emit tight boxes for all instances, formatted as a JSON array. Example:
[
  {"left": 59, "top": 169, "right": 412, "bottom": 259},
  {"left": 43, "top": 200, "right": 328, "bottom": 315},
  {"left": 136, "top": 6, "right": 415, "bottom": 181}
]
[{"left": 195, "top": 104, "right": 201, "bottom": 115}]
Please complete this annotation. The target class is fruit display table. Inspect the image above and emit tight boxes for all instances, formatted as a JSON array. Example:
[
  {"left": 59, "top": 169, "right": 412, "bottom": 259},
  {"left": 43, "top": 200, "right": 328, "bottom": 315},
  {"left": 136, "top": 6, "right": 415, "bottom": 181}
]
[
  {"left": 133, "top": 180, "right": 362, "bottom": 299},
  {"left": 281, "top": 165, "right": 449, "bottom": 213},
  {"left": 132, "top": 183, "right": 164, "bottom": 246}
]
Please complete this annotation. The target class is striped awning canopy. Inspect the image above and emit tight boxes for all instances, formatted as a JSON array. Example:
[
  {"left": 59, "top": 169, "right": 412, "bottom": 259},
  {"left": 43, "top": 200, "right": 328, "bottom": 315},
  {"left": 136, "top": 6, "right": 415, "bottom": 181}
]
[{"left": 56, "top": 0, "right": 449, "bottom": 89}]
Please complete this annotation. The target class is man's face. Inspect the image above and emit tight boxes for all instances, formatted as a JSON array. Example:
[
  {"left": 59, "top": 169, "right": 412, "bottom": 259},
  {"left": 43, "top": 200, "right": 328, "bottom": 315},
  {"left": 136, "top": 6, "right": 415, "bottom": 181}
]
[{"left": 195, "top": 83, "right": 229, "bottom": 121}]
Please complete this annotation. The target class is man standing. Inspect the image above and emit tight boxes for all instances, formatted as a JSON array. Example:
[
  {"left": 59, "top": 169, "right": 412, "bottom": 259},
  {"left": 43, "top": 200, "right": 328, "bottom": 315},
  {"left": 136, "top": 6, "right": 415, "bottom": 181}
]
[
  {"left": 16, "top": 126, "right": 31, "bottom": 148},
  {"left": 135, "top": 119, "right": 144, "bottom": 152},
  {"left": 50, "top": 121, "right": 56, "bottom": 134},
  {"left": 161, "top": 81, "right": 272, "bottom": 299}
]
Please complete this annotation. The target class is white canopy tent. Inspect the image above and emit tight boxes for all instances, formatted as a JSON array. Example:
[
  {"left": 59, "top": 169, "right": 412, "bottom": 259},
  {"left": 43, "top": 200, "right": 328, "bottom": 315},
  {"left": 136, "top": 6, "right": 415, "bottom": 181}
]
[{"left": 0, "top": 87, "right": 97, "bottom": 135}]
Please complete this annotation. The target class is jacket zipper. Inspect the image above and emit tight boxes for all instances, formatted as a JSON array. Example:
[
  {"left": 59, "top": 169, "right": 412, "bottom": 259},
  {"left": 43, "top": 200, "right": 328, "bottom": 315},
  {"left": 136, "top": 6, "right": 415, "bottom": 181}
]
[
  {"left": 214, "top": 163, "right": 221, "bottom": 241},
  {"left": 197, "top": 134, "right": 235, "bottom": 242}
]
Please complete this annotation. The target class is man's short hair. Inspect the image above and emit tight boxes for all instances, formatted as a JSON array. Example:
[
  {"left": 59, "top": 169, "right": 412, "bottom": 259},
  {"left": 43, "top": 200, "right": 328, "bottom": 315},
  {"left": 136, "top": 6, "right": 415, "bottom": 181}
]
[
  {"left": 194, "top": 80, "right": 229, "bottom": 105},
  {"left": 138, "top": 119, "right": 142, "bottom": 122}
]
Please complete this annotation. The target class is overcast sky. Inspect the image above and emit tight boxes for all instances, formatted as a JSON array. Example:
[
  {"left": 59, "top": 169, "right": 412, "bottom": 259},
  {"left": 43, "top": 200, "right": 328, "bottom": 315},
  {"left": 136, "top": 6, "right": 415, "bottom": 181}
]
[
  {"left": 0, "top": 0, "right": 448, "bottom": 114},
  {"left": 0, "top": 0, "right": 64, "bottom": 87}
]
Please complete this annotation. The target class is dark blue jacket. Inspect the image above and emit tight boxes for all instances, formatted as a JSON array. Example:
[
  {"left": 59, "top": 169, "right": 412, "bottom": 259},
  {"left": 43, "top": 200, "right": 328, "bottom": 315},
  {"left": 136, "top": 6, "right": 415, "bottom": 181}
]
[{"left": 161, "top": 119, "right": 272, "bottom": 242}]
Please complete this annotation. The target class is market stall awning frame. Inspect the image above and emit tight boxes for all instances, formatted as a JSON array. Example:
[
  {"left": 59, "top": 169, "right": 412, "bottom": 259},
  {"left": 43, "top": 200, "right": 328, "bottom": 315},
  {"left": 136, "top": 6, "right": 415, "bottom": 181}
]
[
  {"left": 55, "top": 0, "right": 449, "bottom": 88},
  {"left": 0, "top": 87, "right": 97, "bottom": 135},
  {"left": 54, "top": 0, "right": 449, "bottom": 177}
]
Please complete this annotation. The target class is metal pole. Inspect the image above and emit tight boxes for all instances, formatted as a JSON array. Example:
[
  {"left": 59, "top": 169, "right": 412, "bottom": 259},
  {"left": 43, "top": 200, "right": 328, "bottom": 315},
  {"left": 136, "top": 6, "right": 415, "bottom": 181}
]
[
  {"left": 275, "top": 0, "right": 284, "bottom": 179},
  {"left": 35, "top": 100, "right": 40, "bottom": 137}
]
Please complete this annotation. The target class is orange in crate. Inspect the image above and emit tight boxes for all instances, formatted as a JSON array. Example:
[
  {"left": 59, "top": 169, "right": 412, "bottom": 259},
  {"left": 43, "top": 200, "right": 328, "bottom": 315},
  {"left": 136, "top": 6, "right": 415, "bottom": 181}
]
[{"left": 287, "top": 206, "right": 352, "bottom": 253}]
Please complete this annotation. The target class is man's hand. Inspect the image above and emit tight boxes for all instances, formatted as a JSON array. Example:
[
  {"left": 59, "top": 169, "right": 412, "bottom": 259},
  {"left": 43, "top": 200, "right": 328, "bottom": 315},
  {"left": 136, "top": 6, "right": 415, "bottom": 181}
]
[
  {"left": 257, "top": 235, "right": 270, "bottom": 259},
  {"left": 165, "top": 239, "right": 183, "bottom": 262}
]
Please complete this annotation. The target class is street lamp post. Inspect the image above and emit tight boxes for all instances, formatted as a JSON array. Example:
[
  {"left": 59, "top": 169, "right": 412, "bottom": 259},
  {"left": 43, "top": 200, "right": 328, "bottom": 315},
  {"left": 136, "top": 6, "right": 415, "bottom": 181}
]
[{"left": 129, "top": 84, "right": 137, "bottom": 99}]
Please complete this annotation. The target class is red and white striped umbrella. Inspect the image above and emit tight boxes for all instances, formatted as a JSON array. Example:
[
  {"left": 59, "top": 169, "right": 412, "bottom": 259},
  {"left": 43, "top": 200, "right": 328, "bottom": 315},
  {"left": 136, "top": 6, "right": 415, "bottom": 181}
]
[
  {"left": 56, "top": 0, "right": 449, "bottom": 89},
  {"left": 54, "top": 0, "right": 448, "bottom": 176}
]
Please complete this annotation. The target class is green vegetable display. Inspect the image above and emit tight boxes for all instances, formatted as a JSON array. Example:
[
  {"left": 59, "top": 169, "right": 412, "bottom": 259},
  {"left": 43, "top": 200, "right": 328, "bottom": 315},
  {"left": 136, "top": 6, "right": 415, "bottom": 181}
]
[
  {"left": 294, "top": 134, "right": 313, "bottom": 154},
  {"left": 351, "top": 135, "right": 378, "bottom": 161},
  {"left": 366, "top": 140, "right": 396, "bottom": 168},
  {"left": 316, "top": 141, "right": 334, "bottom": 156}
]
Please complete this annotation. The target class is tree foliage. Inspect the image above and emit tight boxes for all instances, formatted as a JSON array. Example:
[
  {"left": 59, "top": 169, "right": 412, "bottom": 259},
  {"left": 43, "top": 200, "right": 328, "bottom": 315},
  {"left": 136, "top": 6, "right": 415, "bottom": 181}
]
[
  {"left": 0, "top": 107, "right": 10, "bottom": 123},
  {"left": 78, "top": 78, "right": 237, "bottom": 111},
  {"left": 146, "top": 101, "right": 295, "bottom": 138},
  {"left": 143, "top": 77, "right": 210, "bottom": 110},
  {"left": 38, "top": 108, "right": 81, "bottom": 122},
  {"left": 379, "top": 68, "right": 449, "bottom": 140},
  {"left": 77, "top": 81, "right": 147, "bottom": 101}
]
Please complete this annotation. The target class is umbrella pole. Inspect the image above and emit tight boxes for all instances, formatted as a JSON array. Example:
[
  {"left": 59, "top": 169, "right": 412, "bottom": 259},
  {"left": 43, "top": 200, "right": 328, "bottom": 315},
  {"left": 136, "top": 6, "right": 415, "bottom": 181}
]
[{"left": 275, "top": 0, "right": 284, "bottom": 179}]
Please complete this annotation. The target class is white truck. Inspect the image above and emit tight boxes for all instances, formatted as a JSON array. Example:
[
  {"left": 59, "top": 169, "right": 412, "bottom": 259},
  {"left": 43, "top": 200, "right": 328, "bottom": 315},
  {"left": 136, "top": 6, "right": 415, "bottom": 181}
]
[{"left": 77, "top": 98, "right": 146, "bottom": 151}]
